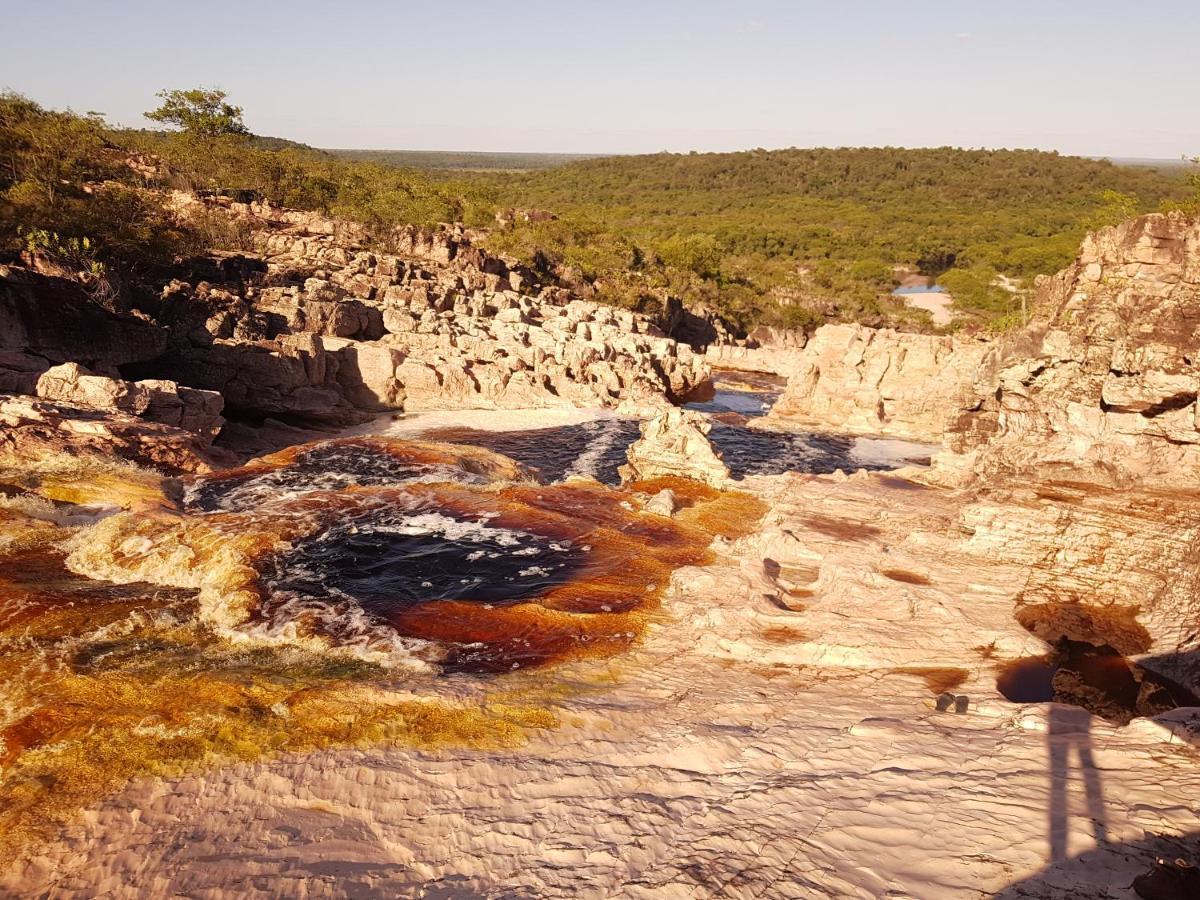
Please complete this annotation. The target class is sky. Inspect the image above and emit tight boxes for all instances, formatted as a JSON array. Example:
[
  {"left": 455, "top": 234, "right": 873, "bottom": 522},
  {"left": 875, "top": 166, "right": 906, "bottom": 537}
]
[{"left": 3, "top": 0, "right": 1198, "bottom": 158}]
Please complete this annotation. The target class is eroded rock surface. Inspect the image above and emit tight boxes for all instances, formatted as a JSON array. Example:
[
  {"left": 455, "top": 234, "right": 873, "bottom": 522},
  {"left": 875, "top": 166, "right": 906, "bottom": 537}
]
[
  {"left": 1, "top": 195, "right": 711, "bottom": 461},
  {"left": 157, "top": 195, "right": 707, "bottom": 419},
  {"left": 939, "top": 212, "right": 1200, "bottom": 487},
  {"left": 0, "top": 395, "right": 228, "bottom": 475},
  {"left": 0, "top": 265, "right": 168, "bottom": 394},
  {"left": 703, "top": 324, "right": 807, "bottom": 376},
  {"left": 36, "top": 363, "right": 224, "bottom": 440},
  {"left": 620, "top": 408, "right": 730, "bottom": 487},
  {"left": 760, "top": 322, "right": 992, "bottom": 442},
  {"left": 5, "top": 213, "right": 1200, "bottom": 900}
]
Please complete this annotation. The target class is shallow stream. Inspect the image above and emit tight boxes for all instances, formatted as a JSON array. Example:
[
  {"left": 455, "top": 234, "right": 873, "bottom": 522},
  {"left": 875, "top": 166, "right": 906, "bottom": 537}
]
[{"left": 401, "top": 368, "right": 933, "bottom": 485}]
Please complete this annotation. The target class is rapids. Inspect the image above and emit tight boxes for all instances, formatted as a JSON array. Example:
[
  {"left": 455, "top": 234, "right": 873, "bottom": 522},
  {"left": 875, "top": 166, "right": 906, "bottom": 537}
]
[
  {"left": 399, "top": 369, "right": 933, "bottom": 485},
  {"left": 64, "top": 439, "right": 754, "bottom": 671},
  {"left": 0, "top": 397, "right": 928, "bottom": 862},
  {"left": 0, "top": 434, "right": 767, "bottom": 858}
]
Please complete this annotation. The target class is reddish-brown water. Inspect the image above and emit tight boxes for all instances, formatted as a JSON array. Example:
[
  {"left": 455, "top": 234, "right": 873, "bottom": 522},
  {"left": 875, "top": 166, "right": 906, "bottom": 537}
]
[{"left": 997, "top": 640, "right": 1200, "bottom": 723}]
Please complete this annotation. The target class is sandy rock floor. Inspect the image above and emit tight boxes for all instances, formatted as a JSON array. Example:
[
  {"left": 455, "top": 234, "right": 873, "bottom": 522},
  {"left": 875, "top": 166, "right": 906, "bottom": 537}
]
[{"left": 5, "top": 472, "right": 1199, "bottom": 898}]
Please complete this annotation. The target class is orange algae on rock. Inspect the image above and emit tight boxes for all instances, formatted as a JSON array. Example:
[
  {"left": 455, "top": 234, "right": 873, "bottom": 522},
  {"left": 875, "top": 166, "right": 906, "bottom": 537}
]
[{"left": 0, "top": 436, "right": 766, "bottom": 863}]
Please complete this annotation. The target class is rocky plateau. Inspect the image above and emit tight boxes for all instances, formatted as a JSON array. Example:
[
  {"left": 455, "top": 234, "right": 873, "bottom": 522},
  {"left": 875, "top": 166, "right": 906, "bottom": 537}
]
[{"left": 2, "top": 209, "right": 1200, "bottom": 899}]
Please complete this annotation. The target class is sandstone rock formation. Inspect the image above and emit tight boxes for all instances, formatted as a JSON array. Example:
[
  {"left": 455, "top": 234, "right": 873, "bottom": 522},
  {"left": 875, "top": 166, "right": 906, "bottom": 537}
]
[
  {"left": 35, "top": 363, "right": 224, "bottom": 439},
  {"left": 938, "top": 212, "right": 1200, "bottom": 487},
  {"left": 702, "top": 324, "right": 807, "bottom": 376},
  {"left": 0, "top": 395, "right": 228, "bottom": 475},
  {"left": 155, "top": 196, "right": 708, "bottom": 419},
  {"left": 620, "top": 408, "right": 730, "bottom": 487},
  {"left": 0, "top": 265, "right": 167, "bottom": 393},
  {"left": 751, "top": 213, "right": 1200, "bottom": 693},
  {"left": 5, "top": 214, "right": 1200, "bottom": 900},
  {"left": 1, "top": 195, "right": 710, "bottom": 448},
  {"left": 758, "top": 322, "right": 991, "bottom": 442}
]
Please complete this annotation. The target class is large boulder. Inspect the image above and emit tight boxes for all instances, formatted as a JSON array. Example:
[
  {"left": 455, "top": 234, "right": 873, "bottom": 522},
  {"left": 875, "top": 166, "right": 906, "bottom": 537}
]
[
  {"left": 620, "top": 408, "right": 730, "bottom": 487},
  {"left": 35, "top": 363, "right": 225, "bottom": 440}
]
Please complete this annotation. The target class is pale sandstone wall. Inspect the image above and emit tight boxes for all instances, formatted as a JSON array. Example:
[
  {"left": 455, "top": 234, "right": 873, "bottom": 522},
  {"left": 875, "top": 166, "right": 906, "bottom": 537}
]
[
  {"left": 758, "top": 322, "right": 992, "bottom": 442},
  {"left": 161, "top": 196, "right": 708, "bottom": 419},
  {"left": 938, "top": 212, "right": 1200, "bottom": 488}
]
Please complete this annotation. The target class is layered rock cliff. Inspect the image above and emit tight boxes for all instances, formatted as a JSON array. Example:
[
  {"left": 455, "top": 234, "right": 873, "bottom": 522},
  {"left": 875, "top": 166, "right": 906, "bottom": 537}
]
[
  {"left": 939, "top": 211, "right": 1200, "bottom": 487},
  {"left": 751, "top": 212, "right": 1200, "bottom": 696},
  {"left": 0, "top": 195, "right": 710, "bottom": 456},
  {"left": 157, "top": 196, "right": 707, "bottom": 421},
  {"left": 757, "top": 322, "right": 991, "bottom": 442}
]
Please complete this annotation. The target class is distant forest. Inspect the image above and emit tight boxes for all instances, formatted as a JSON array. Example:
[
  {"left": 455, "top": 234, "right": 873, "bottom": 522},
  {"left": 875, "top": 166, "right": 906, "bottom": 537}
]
[
  {"left": 460, "top": 148, "right": 1192, "bottom": 330},
  {"left": 3, "top": 89, "right": 1195, "bottom": 333},
  {"left": 327, "top": 149, "right": 607, "bottom": 172}
]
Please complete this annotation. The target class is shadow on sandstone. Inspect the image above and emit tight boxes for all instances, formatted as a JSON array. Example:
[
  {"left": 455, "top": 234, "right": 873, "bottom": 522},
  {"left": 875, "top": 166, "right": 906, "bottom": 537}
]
[{"left": 994, "top": 828, "right": 1200, "bottom": 900}]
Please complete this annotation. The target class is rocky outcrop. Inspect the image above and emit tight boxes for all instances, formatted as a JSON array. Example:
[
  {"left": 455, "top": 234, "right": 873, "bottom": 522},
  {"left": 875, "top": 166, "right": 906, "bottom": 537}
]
[
  {"left": 742, "top": 213, "right": 1200, "bottom": 694},
  {"left": 35, "top": 363, "right": 224, "bottom": 439},
  {"left": 147, "top": 196, "right": 709, "bottom": 420},
  {"left": 0, "top": 197, "right": 709, "bottom": 434},
  {"left": 759, "top": 323, "right": 991, "bottom": 442},
  {"left": 0, "top": 265, "right": 168, "bottom": 393},
  {"left": 703, "top": 325, "right": 807, "bottom": 376},
  {"left": 0, "top": 396, "right": 228, "bottom": 475},
  {"left": 620, "top": 408, "right": 730, "bottom": 487},
  {"left": 937, "top": 212, "right": 1200, "bottom": 487}
]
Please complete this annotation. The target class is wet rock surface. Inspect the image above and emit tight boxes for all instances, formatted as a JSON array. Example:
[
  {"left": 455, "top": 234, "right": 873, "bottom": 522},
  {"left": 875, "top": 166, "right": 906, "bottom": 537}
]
[
  {"left": 4, "top": 214, "right": 1200, "bottom": 899},
  {"left": 0, "top": 394, "right": 230, "bottom": 475}
]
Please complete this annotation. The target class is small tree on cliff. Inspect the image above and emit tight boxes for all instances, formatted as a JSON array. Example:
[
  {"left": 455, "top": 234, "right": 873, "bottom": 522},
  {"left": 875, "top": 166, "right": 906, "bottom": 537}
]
[{"left": 145, "top": 88, "right": 249, "bottom": 137}]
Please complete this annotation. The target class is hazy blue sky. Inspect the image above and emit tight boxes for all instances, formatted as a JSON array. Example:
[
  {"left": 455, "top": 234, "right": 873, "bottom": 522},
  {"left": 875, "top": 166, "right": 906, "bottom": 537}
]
[{"left": 4, "top": 0, "right": 1197, "bottom": 157}]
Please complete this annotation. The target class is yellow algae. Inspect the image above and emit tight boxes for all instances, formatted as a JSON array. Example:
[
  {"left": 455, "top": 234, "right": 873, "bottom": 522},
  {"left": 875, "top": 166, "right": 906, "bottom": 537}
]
[
  {"left": 0, "top": 435, "right": 763, "bottom": 865},
  {"left": 0, "top": 665, "right": 555, "bottom": 865},
  {"left": 0, "top": 453, "right": 173, "bottom": 511}
]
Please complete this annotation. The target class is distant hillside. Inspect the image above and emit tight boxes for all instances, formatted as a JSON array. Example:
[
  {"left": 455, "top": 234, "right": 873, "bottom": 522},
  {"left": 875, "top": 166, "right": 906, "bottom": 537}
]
[
  {"left": 468, "top": 147, "right": 1192, "bottom": 329},
  {"left": 6, "top": 87, "right": 1194, "bottom": 333},
  {"left": 117, "top": 129, "right": 324, "bottom": 154},
  {"left": 326, "top": 149, "right": 609, "bottom": 172},
  {"left": 1102, "top": 156, "right": 1192, "bottom": 169}
]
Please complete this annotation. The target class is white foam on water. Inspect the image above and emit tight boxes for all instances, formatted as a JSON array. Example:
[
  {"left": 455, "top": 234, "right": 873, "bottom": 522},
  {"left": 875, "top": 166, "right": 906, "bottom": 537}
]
[
  {"left": 351, "top": 512, "right": 533, "bottom": 547},
  {"left": 357, "top": 407, "right": 614, "bottom": 437},
  {"left": 564, "top": 416, "right": 626, "bottom": 480},
  {"left": 246, "top": 584, "right": 445, "bottom": 674},
  {"left": 849, "top": 436, "right": 937, "bottom": 468},
  {"left": 184, "top": 464, "right": 480, "bottom": 513},
  {"left": 255, "top": 509, "right": 572, "bottom": 669}
]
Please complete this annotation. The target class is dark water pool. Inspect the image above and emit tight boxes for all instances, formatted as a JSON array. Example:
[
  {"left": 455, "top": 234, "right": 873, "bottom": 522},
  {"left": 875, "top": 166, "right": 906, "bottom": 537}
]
[
  {"left": 421, "top": 419, "right": 643, "bottom": 486},
  {"left": 997, "top": 640, "right": 1200, "bottom": 724},
  {"left": 269, "top": 501, "right": 586, "bottom": 612},
  {"left": 185, "top": 442, "right": 483, "bottom": 512},
  {"left": 684, "top": 369, "right": 787, "bottom": 418}
]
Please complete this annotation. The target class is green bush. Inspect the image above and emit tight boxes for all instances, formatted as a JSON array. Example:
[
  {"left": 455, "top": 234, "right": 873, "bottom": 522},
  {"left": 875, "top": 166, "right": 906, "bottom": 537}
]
[{"left": 938, "top": 266, "right": 1019, "bottom": 317}]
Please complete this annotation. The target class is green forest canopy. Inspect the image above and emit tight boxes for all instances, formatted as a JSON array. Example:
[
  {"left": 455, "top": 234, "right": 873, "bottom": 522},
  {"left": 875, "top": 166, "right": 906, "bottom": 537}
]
[
  {"left": 2, "top": 89, "right": 1194, "bottom": 332},
  {"left": 461, "top": 147, "right": 1191, "bottom": 329}
]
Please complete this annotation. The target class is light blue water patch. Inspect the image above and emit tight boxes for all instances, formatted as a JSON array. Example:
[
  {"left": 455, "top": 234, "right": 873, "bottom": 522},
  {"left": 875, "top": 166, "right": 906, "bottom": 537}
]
[{"left": 893, "top": 284, "right": 946, "bottom": 295}]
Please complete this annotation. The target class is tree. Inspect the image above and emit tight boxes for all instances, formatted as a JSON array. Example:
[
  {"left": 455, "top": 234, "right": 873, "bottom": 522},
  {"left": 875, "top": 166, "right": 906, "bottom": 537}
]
[
  {"left": 657, "top": 233, "right": 723, "bottom": 280},
  {"left": 145, "top": 88, "right": 249, "bottom": 137},
  {"left": 1086, "top": 189, "right": 1140, "bottom": 230}
]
